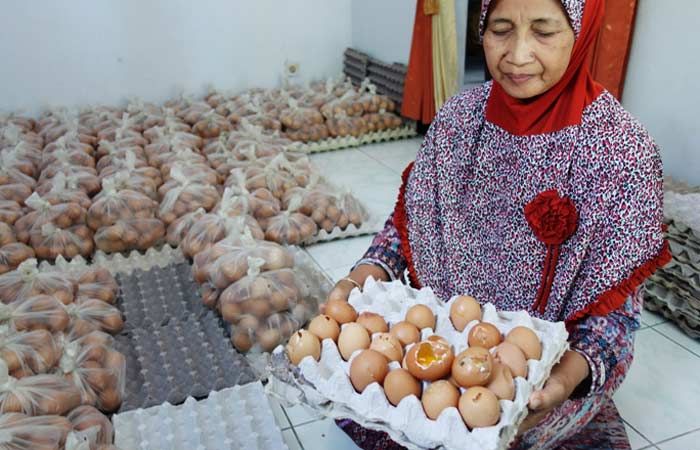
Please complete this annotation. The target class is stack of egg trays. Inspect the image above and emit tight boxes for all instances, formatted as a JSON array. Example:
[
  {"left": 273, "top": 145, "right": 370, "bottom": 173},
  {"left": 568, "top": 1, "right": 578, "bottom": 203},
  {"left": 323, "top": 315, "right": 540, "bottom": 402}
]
[
  {"left": 113, "top": 382, "right": 289, "bottom": 450},
  {"left": 114, "top": 262, "right": 257, "bottom": 412},
  {"left": 344, "top": 47, "right": 370, "bottom": 85},
  {"left": 367, "top": 57, "right": 408, "bottom": 110},
  {"left": 643, "top": 222, "right": 700, "bottom": 338}
]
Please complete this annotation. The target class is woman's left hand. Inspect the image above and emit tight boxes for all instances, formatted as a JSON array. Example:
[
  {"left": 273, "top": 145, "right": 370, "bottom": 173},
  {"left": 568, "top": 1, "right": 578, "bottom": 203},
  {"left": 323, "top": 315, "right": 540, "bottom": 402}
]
[{"left": 517, "top": 350, "right": 590, "bottom": 436}]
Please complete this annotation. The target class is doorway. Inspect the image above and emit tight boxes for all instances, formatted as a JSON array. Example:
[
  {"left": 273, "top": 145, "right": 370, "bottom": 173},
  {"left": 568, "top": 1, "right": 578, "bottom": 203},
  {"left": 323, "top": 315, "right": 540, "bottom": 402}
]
[{"left": 463, "top": 0, "right": 488, "bottom": 89}]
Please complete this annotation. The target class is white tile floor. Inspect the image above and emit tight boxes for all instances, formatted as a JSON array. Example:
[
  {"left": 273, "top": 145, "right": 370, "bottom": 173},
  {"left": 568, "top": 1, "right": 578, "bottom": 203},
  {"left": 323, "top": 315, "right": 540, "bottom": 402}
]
[{"left": 276, "top": 139, "right": 700, "bottom": 450}]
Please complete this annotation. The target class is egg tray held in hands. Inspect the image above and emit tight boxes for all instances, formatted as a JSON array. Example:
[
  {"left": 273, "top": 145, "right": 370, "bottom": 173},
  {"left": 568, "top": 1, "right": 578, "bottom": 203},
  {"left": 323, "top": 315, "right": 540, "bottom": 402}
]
[
  {"left": 273, "top": 278, "right": 569, "bottom": 450},
  {"left": 114, "top": 313, "right": 257, "bottom": 412},
  {"left": 115, "top": 262, "right": 212, "bottom": 330},
  {"left": 113, "top": 381, "right": 289, "bottom": 450}
]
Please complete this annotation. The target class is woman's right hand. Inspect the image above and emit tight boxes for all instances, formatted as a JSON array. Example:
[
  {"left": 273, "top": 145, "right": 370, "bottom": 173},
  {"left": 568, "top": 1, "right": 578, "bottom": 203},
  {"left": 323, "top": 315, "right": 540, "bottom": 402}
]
[{"left": 319, "top": 264, "right": 390, "bottom": 313}]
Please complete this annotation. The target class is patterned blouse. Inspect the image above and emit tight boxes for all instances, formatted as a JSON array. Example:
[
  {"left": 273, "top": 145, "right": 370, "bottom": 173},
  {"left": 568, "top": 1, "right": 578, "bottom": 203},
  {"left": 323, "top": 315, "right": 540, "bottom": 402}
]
[{"left": 347, "top": 82, "right": 669, "bottom": 448}]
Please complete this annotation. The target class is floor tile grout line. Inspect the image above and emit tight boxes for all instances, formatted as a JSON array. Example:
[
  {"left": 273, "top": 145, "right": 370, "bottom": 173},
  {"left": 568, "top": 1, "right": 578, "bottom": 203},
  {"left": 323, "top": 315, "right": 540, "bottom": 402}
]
[
  {"left": 288, "top": 424, "right": 306, "bottom": 450},
  {"left": 279, "top": 402, "right": 294, "bottom": 431},
  {"left": 290, "top": 417, "right": 325, "bottom": 429},
  {"left": 314, "top": 145, "right": 398, "bottom": 173},
  {"left": 623, "top": 419, "right": 654, "bottom": 448},
  {"left": 356, "top": 146, "right": 410, "bottom": 175},
  {"left": 649, "top": 326, "right": 700, "bottom": 359},
  {"left": 651, "top": 426, "right": 700, "bottom": 447}
]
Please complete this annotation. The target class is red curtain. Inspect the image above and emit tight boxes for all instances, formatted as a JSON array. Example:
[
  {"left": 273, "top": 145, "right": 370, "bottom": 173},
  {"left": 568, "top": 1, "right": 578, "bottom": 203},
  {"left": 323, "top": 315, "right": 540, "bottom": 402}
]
[
  {"left": 401, "top": 0, "right": 436, "bottom": 125},
  {"left": 589, "top": 0, "right": 638, "bottom": 99}
]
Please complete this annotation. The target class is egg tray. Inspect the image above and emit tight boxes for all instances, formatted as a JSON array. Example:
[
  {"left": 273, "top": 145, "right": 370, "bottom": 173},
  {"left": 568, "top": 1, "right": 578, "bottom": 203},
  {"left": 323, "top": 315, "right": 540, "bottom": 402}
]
[
  {"left": 645, "top": 279, "right": 700, "bottom": 322},
  {"left": 650, "top": 271, "right": 700, "bottom": 304},
  {"left": 301, "top": 214, "right": 384, "bottom": 246},
  {"left": 291, "top": 124, "right": 417, "bottom": 154},
  {"left": 36, "top": 244, "right": 186, "bottom": 277},
  {"left": 113, "top": 314, "right": 257, "bottom": 412},
  {"left": 655, "top": 259, "right": 700, "bottom": 292},
  {"left": 269, "top": 278, "right": 569, "bottom": 450},
  {"left": 113, "top": 381, "right": 289, "bottom": 450},
  {"left": 115, "top": 261, "right": 211, "bottom": 330},
  {"left": 668, "top": 239, "right": 700, "bottom": 270},
  {"left": 643, "top": 289, "right": 700, "bottom": 339}
]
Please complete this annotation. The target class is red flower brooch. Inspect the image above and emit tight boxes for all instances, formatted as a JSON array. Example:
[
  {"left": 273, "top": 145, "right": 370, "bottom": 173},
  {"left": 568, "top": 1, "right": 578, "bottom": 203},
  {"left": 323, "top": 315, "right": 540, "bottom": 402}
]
[{"left": 524, "top": 190, "right": 579, "bottom": 314}]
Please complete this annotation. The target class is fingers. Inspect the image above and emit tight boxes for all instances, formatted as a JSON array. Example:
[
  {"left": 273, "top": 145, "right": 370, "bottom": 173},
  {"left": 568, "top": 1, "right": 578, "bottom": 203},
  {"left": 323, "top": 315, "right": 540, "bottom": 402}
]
[
  {"left": 529, "top": 376, "right": 568, "bottom": 412},
  {"left": 326, "top": 282, "right": 353, "bottom": 303},
  {"left": 320, "top": 282, "right": 354, "bottom": 313}
]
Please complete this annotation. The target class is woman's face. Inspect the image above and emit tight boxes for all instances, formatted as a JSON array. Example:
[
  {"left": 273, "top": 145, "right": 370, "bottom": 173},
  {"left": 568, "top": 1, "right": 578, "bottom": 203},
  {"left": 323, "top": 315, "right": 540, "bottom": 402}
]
[{"left": 483, "top": 0, "right": 575, "bottom": 99}]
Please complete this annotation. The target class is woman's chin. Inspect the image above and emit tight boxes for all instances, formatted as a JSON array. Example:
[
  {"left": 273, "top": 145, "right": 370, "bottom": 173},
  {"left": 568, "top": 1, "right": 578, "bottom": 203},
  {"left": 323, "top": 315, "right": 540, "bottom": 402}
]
[{"left": 498, "top": 78, "right": 546, "bottom": 100}]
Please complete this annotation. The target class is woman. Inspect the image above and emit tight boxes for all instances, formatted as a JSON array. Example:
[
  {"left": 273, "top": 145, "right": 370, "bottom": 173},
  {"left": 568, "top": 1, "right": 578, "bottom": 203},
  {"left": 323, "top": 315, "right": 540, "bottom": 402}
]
[{"left": 329, "top": 0, "right": 670, "bottom": 448}]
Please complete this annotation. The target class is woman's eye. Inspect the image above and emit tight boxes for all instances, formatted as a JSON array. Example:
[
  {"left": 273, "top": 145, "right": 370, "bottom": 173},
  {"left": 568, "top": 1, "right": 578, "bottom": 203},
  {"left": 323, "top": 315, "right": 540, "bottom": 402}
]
[
  {"left": 535, "top": 31, "right": 556, "bottom": 38},
  {"left": 490, "top": 29, "right": 511, "bottom": 36}
]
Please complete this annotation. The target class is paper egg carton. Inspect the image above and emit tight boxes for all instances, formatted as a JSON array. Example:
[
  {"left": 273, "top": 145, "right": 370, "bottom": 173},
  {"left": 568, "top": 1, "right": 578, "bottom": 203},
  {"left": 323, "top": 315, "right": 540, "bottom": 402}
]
[
  {"left": 292, "top": 124, "right": 417, "bottom": 154},
  {"left": 275, "top": 278, "right": 569, "bottom": 450},
  {"left": 643, "top": 287, "right": 700, "bottom": 339},
  {"left": 668, "top": 239, "right": 700, "bottom": 270},
  {"left": 301, "top": 214, "right": 384, "bottom": 245},
  {"left": 113, "top": 381, "right": 289, "bottom": 450},
  {"left": 645, "top": 281, "right": 700, "bottom": 322},
  {"left": 114, "top": 314, "right": 257, "bottom": 412},
  {"left": 36, "top": 244, "right": 186, "bottom": 277},
  {"left": 115, "top": 262, "right": 211, "bottom": 330}
]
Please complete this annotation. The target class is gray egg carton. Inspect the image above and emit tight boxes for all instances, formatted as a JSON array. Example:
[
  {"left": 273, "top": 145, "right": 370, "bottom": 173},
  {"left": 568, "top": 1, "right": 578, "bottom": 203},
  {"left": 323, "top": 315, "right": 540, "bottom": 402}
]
[
  {"left": 115, "top": 262, "right": 213, "bottom": 329},
  {"left": 643, "top": 285, "right": 700, "bottom": 339},
  {"left": 114, "top": 313, "right": 257, "bottom": 412}
]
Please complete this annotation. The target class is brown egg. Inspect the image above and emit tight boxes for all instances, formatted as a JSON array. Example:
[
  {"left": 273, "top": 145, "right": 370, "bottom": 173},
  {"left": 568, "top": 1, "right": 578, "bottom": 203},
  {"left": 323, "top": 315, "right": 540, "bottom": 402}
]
[
  {"left": 99, "top": 388, "right": 122, "bottom": 412},
  {"left": 258, "top": 328, "right": 282, "bottom": 352},
  {"left": 337, "top": 323, "right": 371, "bottom": 361},
  {"left": 390, "top": 321, "right": 421, "bottom": 347},
  {"left": 349, "top": 349, "right": 389, "bottom": 393},
  {"left": 286, "top": 330, "right": 321, "bottom": 365},
  {"left": 308, "top": 314, "right": 341, "bottom": 342},
  {"left": 505, "top": 327, "right": 542, "bottom": 360},
  {"left": 357, "top": 312, "right": 389, "bottom": 335},
  {"left": 449, "top": 296, "right": 482, "bottom": 331},
  {"left": 486, "top": 363, "right": 515, "bottom": 401},
  {"left": 458, "top": 387, "right": 501, "bottom": 429},
  {"left": 325, "top": 300, "right": 358, "bottom": 325},
  {"left": 405, "top": 304, "right": 435, "bottom": 330},
  {"left": 369, "top": 333, "right": 403, "bottom": 362},
  {"left": 384, "top": 368, "right": 422, "bottom": 406},
  {"left": 493, "top": 342, "right": 528, "bottom": 378},
  {"left": 421, "top": 380, "right": 460, "bottom": 420},
  {"left": 405, "top": 337, "right": 454, "bottom": 381},
  {"left": 104, "top": 351, "right": 125, "bottom": 372},
  {"left": 467, "top": 322, "right": 502, "bottom": 349},
  {"left": 232, "top": 331, "right": 253, "bottom": 353},
  {"left": 451, "top": 347, "right": 493, "bottom": 388}
]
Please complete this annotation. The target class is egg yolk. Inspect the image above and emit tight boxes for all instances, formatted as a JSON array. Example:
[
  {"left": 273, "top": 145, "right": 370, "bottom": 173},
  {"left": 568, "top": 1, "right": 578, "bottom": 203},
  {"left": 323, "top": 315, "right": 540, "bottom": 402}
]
[{"left": 416, "top": 343, "right": 438, "bottom": 368}]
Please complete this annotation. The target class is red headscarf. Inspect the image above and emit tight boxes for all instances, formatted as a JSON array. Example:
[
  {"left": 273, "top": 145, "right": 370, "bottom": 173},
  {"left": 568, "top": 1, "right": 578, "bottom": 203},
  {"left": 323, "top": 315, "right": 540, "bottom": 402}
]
[{"left": 483, "top": 0, "right": 606, "bottom": 135}]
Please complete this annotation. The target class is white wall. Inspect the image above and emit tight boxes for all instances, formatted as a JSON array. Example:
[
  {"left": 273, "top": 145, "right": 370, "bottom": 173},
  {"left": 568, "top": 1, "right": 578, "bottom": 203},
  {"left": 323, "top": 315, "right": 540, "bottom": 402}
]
[
  {"left": 0, "top": 0, "right": 352, "bottom": 115},
  {"left": 623, "top": 0, "right": 700, "bottom": 185},
  {"left": 351, "top": 0, "right": 415, "bottom": 65}
]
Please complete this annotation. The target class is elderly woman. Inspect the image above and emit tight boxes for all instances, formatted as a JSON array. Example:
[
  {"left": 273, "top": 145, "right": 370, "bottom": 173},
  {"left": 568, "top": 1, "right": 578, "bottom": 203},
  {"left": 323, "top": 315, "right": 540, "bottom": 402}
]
[{"left": 328, "top": 0, "right": 670, "bottom": 448}]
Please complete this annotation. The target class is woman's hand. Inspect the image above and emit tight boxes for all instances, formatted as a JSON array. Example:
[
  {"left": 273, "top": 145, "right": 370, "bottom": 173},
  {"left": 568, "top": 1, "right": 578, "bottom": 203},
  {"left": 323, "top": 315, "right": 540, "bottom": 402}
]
[
  {"left": 319, "top": 264, "right": 390, "bottom": 313},
  {"left": 517, "top": 350, "right": 590, "bottom": 435}
]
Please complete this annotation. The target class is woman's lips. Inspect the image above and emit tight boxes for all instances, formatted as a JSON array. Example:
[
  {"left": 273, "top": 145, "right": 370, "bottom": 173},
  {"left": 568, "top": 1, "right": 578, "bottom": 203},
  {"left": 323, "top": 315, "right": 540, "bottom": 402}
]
[{"left": 505, "top": 74, "right": 534, "bottom": 85}]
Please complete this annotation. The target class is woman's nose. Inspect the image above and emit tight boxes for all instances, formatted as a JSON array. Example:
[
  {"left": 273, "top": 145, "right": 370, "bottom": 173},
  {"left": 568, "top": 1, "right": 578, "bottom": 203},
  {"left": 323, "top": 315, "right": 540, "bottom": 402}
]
[{"left": 506, "top": 37, "right": 534, "bottom": 66}]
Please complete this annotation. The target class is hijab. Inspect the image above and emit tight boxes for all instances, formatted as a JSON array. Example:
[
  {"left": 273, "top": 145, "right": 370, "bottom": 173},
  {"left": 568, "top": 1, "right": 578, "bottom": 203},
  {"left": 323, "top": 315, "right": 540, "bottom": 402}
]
[{"left": 481, "top": 0, "right": 605, "bottom": 135}]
